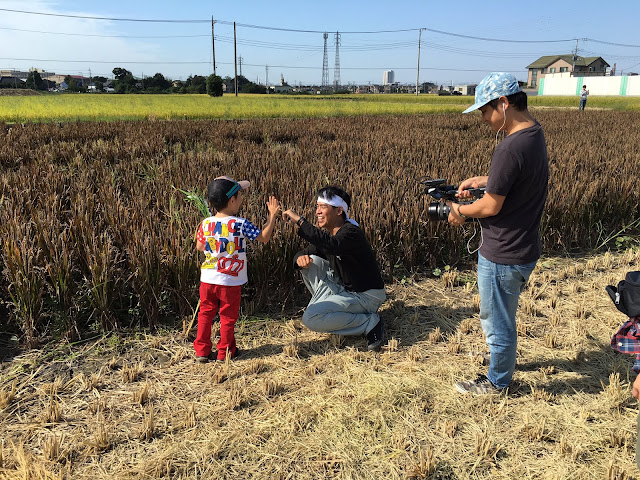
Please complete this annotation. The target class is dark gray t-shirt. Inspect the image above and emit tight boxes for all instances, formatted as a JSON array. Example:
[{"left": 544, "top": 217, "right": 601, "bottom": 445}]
[{"left": 479, "top": 122, "right": 549, "bottom": 265}]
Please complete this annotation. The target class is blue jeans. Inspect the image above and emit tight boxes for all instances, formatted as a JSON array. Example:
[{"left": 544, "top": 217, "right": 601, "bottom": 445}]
[
  {"left": 477, "top": 252, "right": 536, "bottom": 389},
  {"left": 579, "top": 98, "right": 587, "bottom": 110}
]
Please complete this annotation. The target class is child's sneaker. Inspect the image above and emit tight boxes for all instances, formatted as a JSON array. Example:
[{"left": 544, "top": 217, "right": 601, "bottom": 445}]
[
  {"left": 217, "top": 347, "right": 241, "bottom": 362},
  {"left": 455, "top": 374, "right": 504, "bottom": 395},
  {"left": 195, "top": 352, "right": 216, "bottom": 364}
]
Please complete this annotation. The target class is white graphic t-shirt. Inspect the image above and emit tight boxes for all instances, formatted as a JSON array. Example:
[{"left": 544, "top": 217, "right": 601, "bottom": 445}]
[{"left": 196, "top": 215, "right": 261, "bottom": 286}]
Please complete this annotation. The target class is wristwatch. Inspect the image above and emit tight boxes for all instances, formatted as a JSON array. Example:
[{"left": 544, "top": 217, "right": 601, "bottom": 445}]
[{"left": 297, "top": 216, "right": 305, "bottom": 226}]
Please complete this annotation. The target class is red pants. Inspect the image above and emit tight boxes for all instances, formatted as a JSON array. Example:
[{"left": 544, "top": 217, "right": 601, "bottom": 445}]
[{"left": 194, "top": 282, "right": 241, "bottom": 360}]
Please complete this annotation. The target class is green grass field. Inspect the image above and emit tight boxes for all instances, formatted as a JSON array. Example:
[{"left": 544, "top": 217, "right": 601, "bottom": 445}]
[{"left": 1, "top": 92, "right": 639, "bottom": 123}]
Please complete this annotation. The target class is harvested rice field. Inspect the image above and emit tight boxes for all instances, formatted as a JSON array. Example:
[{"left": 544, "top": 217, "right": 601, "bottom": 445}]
[{"left": 1, "top": 249, "right": 639, "bottom": 479}]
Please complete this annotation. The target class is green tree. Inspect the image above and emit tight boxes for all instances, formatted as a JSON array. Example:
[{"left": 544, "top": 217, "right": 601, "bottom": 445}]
[
  {"left": 240, "top": 82, "right": 266, "bottom": 94},
  {"left": 186, "top": 75, "right": 207, "bottom": 94},
  {"left": 206, "top": 74, "right": 224, "bottom": 96},
  {"left": 92, "top": 76, "right": 107, "bottom": 93},
  {"left": 112, "top": 67, "right": 136, "bottom": 94},
  {"left": 223, "top": 75, "right": 251, "bottom": 94},
  {"left": 63, "top": 75, "right": 86, "bottom": 92},
  {"left": 112, "top": 68, "right": 132, "bottom": 81},
  {"left": 25, "top": 71, "right": 45, "bottom": 91},
  {"left": 145, "top": 73, "right": 171, "bottom": 93}
]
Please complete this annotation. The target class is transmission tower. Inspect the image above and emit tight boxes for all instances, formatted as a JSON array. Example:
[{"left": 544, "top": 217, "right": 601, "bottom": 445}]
[
  {"left": 333, "top": 32, "right": 341, "bottom": 90},
  {"left": 238, "top": 56, "right": 243, "bottom": 76},
  {"left": 321, "top": 32, "right": 329, "bottom": 90}
]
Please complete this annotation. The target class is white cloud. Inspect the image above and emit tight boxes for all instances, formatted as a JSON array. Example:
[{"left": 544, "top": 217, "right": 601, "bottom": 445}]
[{"left": 0, "top": 0, "right": 190, "bottom": 78}]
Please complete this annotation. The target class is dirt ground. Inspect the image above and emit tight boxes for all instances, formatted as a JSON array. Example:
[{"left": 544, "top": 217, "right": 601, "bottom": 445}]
[
  {"left": 0, "top": 88, "right": 41, "bottom": 96},
  {"left": 1, "top": 249, "right": 639, "bottom": 479}
]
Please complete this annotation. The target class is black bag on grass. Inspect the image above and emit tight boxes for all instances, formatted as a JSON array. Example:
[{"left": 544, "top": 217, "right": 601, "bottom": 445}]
[{"left": 606, "top": 271, "right": 640, "bottom": 317}]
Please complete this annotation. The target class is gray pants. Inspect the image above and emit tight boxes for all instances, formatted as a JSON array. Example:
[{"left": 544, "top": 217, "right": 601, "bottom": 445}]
[{"left": 300, "top": 255, "right": 386, "bottom": 336}]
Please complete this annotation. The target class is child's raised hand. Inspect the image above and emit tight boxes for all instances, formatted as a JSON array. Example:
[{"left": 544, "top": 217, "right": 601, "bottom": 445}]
[{"left": 266, "top": 196, "right": 281, "bottom": 217}]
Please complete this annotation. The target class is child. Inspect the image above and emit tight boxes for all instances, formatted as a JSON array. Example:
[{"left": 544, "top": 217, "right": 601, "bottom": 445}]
[{"left": 194, "top": 176, "right": 280, "bottom": 362}]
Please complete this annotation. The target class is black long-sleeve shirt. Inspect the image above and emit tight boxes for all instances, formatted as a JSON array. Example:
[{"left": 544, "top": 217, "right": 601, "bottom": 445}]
[{"left": 292, "top": 220, "right": 384, "bottom": 292}]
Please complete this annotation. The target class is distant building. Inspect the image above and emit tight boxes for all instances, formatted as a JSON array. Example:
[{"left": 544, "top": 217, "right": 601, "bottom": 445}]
[
  {"left": 453, "top": 84, "right": 477, "bottom": 96},
  {"left": 43, "top": 74, "right": 67, "bottom": 85},
  {"left": 356, "top": 84, "right": 381, "bottom": 94},
  {"left": 1, "top": 69, "right": 29, "bottom": 79},
  {"left": 29, "top": 67, "right": 55, "bottom": 78},
  {"left": 526, "top": 55, "right": 610, "bottom": 87},
  {"left": 273, "top": 73, "right": 292, "bottom": 93},
  {"left": 383, "top": 70, "right": 394, "bottom": 86}
]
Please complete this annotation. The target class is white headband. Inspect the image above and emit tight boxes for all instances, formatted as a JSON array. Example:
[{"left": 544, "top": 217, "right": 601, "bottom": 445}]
[{"left": 317, "top": 194, "right": 359, "bottom": 226}]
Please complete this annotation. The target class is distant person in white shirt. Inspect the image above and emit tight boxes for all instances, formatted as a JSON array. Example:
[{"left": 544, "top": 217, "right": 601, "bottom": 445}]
[{"left": 579, "top": 85, "right": 589, "bottom": 110}]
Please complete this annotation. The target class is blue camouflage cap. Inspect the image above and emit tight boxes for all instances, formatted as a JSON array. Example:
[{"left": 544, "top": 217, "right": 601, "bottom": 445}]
[{"left": 463, "top": 72, "right": 522, "bottom": 114}]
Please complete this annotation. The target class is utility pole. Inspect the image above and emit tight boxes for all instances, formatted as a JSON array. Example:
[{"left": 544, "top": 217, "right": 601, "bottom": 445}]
[
  {"left": 234, "top": 22, "right": 238, "bottom": 96},
  {"left": 333, "top": 32, "right": 341, "bottom": 91},
  {"left": 211, "top": 17, "right": 216, "bottom": 75},
  {"left": 572, "top": 39, "right": 579, "bottom": 75},
  {"left": 416, "top": 28, "right": 423, "bottom": 96}
]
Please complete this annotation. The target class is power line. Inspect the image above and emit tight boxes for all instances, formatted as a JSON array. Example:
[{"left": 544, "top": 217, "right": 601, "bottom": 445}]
[
  {"left": 585, "top": 38, "right": 640, "bottom": 48},
  {"left": 420, "top": 27, "right": 574, "bottom": 44},
  {"left": 4, "top": 6, "right": 636, "bottom": 83},
  {"left": 229, "top": 21, "right": 417, "bottom": 35},
  {"left": 0, "top": 8, "right": 415, "bottom": 32},
  {"left": 0, "top": 57, "right": 522, "bottom": 73},
  {"left": 0, "top": 7, "right": 209, "bottom": 23},
  {"left": 1, "top": 7, "right": 622, "bottom": 44},
  {"left": 0, "top": 26, "right": 209, "bottom": 38},
  {"left": 0, "top": 57, "right": 211, "bottom": 64},
  {"left": 0, "top": 24, "right": 564, "bottom": 58}
]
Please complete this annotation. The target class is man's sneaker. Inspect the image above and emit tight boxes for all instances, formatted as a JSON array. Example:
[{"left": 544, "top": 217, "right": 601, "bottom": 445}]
[
  {"left": 366, "top": 320, "right": 385, "bottom": 352},
  {"left": 195, "top": 352, "right": 216, "bottom": 364},
  {"left": 455, "top": 374, "right": 504, "bottom": 395}
]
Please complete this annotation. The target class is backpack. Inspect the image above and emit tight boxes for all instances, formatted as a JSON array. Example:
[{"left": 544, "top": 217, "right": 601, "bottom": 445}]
[{"left": 606, "top": 271, "right": 640, "bottom": 317}]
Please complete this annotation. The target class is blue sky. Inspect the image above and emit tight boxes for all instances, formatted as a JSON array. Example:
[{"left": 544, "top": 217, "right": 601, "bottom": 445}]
[{"left": 2, "top": 0, "right": 639, "bottom": 86}]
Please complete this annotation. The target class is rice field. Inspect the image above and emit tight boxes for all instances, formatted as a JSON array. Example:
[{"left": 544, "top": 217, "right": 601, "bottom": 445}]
[
  {"left": 0, "top": 94, "right": 466, "bottom": 123},
  {"left": 1, "top": 108, "right": 640, "bottom": 478},
  {"left": 1, "top": 111, "right": 639, "bottom": 342},
  {"left": 0, "top": 93, "right": 639, "bottom": 123}
]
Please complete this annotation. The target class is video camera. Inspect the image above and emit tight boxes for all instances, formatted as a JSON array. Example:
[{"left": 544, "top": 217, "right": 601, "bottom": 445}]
[{"left": 419, "top": 178, "right": 485, "bottom": 221}]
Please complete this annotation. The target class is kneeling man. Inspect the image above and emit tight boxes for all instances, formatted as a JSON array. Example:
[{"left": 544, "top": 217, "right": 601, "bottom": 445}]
[{"left": 283, "top": 186, "right": 386, "bottom": 351}]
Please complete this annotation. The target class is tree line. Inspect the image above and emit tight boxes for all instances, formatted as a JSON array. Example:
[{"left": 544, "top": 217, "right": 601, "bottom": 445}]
[{"left": 5, "top": 67, "right": 272, "bottom": 96}]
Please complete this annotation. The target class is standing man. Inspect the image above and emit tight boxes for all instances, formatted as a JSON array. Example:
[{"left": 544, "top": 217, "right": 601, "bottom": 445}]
[
  {"left": 447, "top": 72, "right": 549, "bottom": 395},
  {"left": 579, "top": 84, "right": 589, "bottom": 110},
  {"left": 283, "top": 186, "right": 387, "bottom": 351}
]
